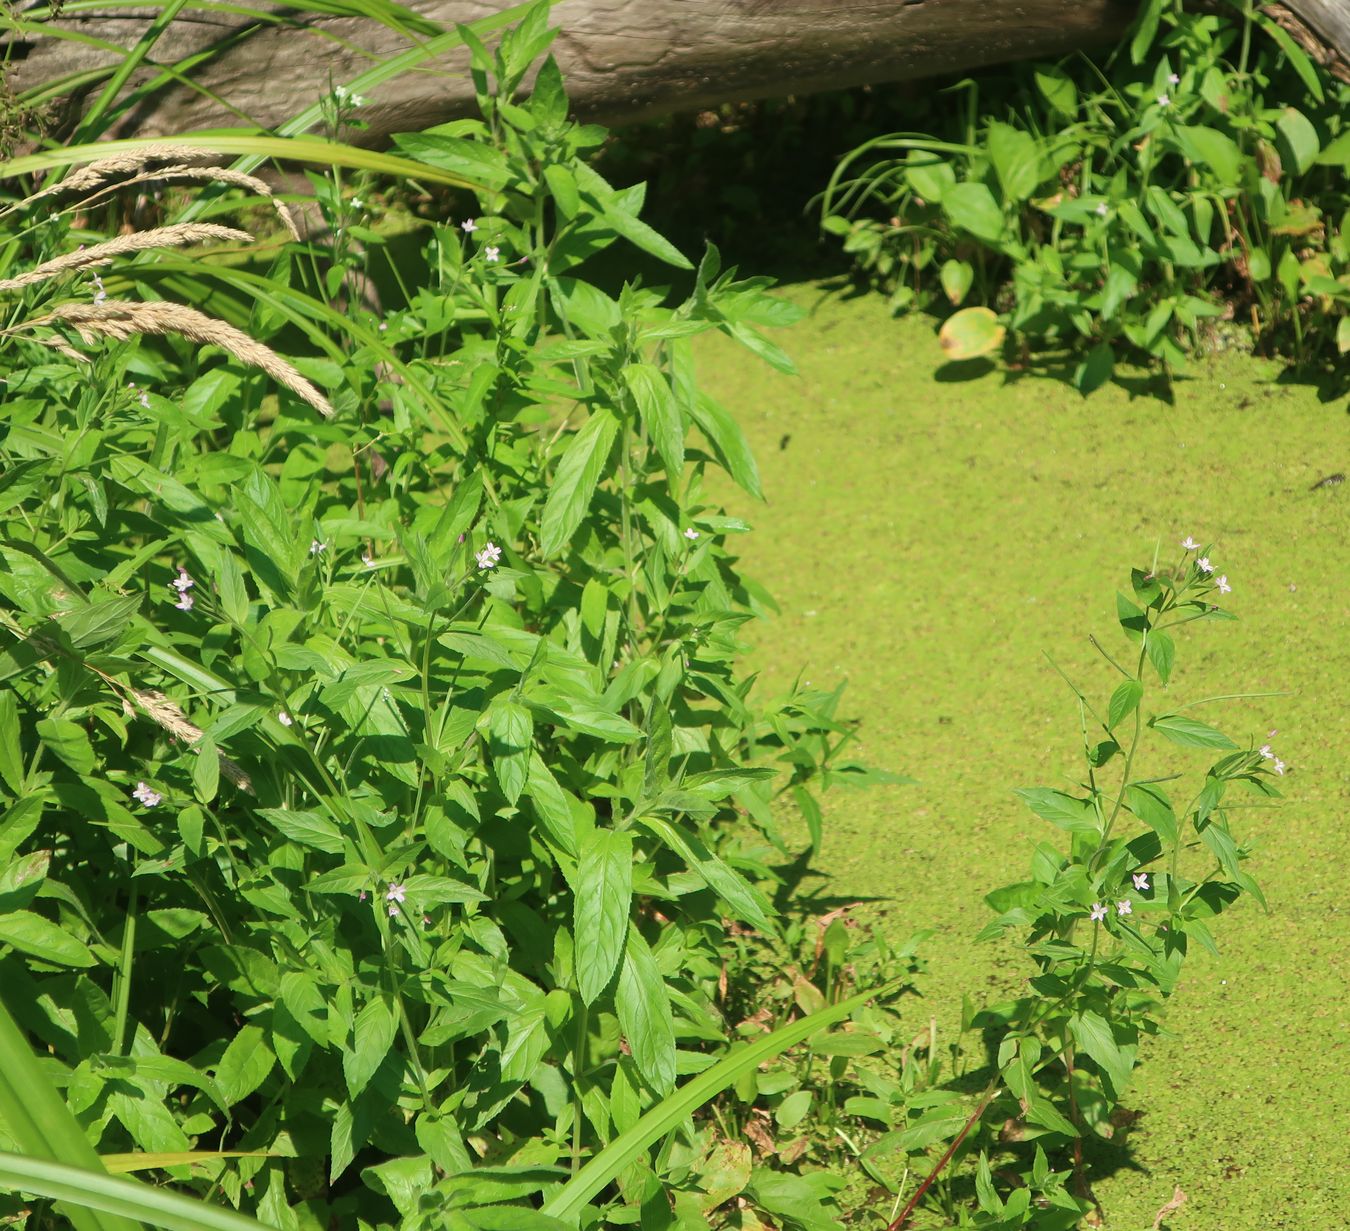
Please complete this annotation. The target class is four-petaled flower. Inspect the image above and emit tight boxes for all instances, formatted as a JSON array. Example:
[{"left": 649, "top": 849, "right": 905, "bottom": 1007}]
[
  {"left": 1259, "top": 744, "right": 1274, "bottom": 760},
  {"left": 333, "top": 85, "right": 368, "bottom": 107},
  {"left": 1133, "top": 872, "right": 1150, "bottom": 891},
  {"left": 476, "top": 541, "right": 502, "bottom": 570},
  {"left": 461, "top": 218, "right": 478, "bottom": 234},
  {"left": 684, "top": 528, "right": 700, "bottom": 540},
  {"left": 1157, "top": 93, "right": 1171, "bottom": 108},
  {"left": 386, "top": 883, "right": 405, "bottom": 904},
  {"left": 1181, "top": 535, "right": 1200, "bottom": 550},
  {"left": 1117, "top": 899, "right": 1133, "bottom": 916},
  {"left": 485, "top": 245, "right": 500, "bottom": 263},
  {"left": 1095, "top": 202, "right": 1109, "bottom": 217},
  {"left": 277, "top": 710, "right": 293, "bottom": 727},
  {"left": 1167, "top": 71, "right": 1180, "bottom": 85},
  {"left": 1216, "top": 575, "right": 1231, "bottom": 594},
  {"left": 1274, "top": 758, "right": 1286, "bottom": 775},
  {"left": 1090, "top": 902, "right": 1108, "bottom": 922},
  {"left": 1196, "top": 556, "right": 1213, "bottom": 573},
  {"left": 132, "top": 781, "right": 161, "bottom": 807}
]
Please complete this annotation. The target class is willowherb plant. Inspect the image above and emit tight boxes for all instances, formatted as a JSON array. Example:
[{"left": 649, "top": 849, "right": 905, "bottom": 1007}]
[{"left": 858, "top": 540, "right": 1279, "bottom": 1229}]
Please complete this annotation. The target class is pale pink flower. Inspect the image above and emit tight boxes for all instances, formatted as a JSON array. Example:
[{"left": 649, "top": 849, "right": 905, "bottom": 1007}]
[
  {"left": 386, "top": 883, "right": 405, "bottom": 904},
  {"left": 1216, "top": 575, "right": 1231, "bottom": 594},
  {"left": 358, "top": 889, "right": 367, "bottom": 902},
  {"left": 476, "top": 541, "right": 502, "bottom": 570},
  {"left": 171, "top": 568, "right": 194, "bottom": 593},
  {"left": 684, "top": 528, "right": 699, "bottom": 541},
  {"left": 1167, "top": 72, "right": 1180, "bottom": 85},
  {"left": 461, "top": 218, "right": 477, "bottom": 234},
  {"left": 388, "top": 904, "right": 399, "bottom": 917},
  {"left": 1117, "top": 899, "right": 1133, "bottom": 916},
  {"left": 1090, "top": 902, "right": 1108, "bottom": 922},
  {"left": 132, "top": 781, "right": 161, "bottom": 807},
  {"left": 1196, "top": 557, "right": 1213, "bottom": 573},
  {"left": 174, "top": 591, "right": 194, "bottom": 612},
  {"left": 1132, "top": 872, "right": 1149, "bottom": 891},
  {"left": 1259, "top": 744, "right": 1274, "bottom": 760},
  {"left": 1157, "top": 93, "right": 1171, "bottom": 108},
  {"left": 1181, "top": 536, "right": 1200, "bottom": 550}
]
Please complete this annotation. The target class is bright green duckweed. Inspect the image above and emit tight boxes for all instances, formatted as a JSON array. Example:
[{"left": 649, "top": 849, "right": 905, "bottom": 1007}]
[{"left": 697, "top": 283, "right": 1349, "bottom": 1228}]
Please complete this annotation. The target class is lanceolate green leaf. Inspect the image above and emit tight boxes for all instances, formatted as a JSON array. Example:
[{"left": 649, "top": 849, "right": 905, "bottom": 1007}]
[
  {"left": 574, "top": 829, "right": 632, "bottom": 1005},
  {"left": 0, "top": 1152, "right": 272, "bottom": 1231},
  {"left": 1149, "top": 713, "right": 1237, "bottom": 749},
  {"left": 539, "top": 406, "right": 620, "bottom": 557},
  {"left": 616, "top": 926, "right": 676, "bottom": 1096},
  {"left": 622, "top": 364, "right": 683, "bottom": 486},
  {"left": 543, "top": 979, "right": 903, "bottom": 1220}
]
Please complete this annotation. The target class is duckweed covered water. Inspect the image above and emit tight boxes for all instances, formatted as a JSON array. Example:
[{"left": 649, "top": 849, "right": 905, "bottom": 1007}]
[{"left": 696, "top": 285, "right": 1349, "bottom": 1229}]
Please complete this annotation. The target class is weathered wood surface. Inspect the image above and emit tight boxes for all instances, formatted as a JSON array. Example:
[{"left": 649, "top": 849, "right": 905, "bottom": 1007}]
[
  {"left": 7, "top": 0, "right": 1140, "bottom": 141},
  {"left": 5, "top": 0, "right": 1347, "bottom": 144}
]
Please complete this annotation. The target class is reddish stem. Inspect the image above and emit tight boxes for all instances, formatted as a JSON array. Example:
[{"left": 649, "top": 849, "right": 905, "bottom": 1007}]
[{"left": 885, "top": 1082, "right": 1000, "bottom": 1231}]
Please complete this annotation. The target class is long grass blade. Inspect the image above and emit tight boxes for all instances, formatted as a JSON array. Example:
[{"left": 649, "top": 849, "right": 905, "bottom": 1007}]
[
  {"left": 0, "top": 997, "right": 142, "bottom": 1231},
  {"left": 0, "top": 135, "right": 483, "bottom": 191},
  {"left": 541, "top": 978, "right": 905, "bottom": 1220},
  {"left": 0, "top": 1153, "right": 272, "bottom": 1231}
]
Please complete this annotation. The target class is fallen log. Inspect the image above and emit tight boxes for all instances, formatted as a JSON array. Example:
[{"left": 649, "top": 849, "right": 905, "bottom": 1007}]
[{"left": 3, "top": 1, "right": 1346, "bottom": 147}]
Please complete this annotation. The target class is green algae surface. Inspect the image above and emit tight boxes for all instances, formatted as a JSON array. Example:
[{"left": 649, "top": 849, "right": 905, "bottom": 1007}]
[{"left": 695, "top": 285, "right": 1349, "bottom": 1229}]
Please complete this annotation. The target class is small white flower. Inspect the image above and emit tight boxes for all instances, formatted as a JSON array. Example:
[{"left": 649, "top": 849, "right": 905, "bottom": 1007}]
[
  {"left": 1095, "top": 202, "right": 1109, "bottom": 217},
  {"left": 310, "top": 539, "right": 326, "bottom": 556},
  {"left": 1157, "top": 93, "right": 1171, "bottom": 108},
  {"left": 1216, "top": 575, "right": 1232, "bottom": 594},
  {"left": 1274, "top": 758, "right": 1286, "bottom": 775},
  {"left": 684, "top": 527, "right": 700, "bottom": 541},
  {"left": 388, "top": 904, "right": 400, "bottom": 917},
  {"left": 484, "top": 245, "right": 500, "bottom": 263},
  {"left": 91, "top": 272, "right": 107, "bottom": 305},
  {"left": 277, "top": 710, "right": 293, "bottom": 727},
  {"left": 362, "top": 551, "right": 377, "bottom": 568},
  {"left": 378, "top": 322, "right": 388, "bottom": 332},
  {"left": 386, "top": 883, "right": 406, "bottom": 904},
  {"left": 174, "top": 591, "right": 194, "bottom": 612},
  {"left": 1196, "top": 556, "right": 1213, "bottom": 574},
  {"left": 475, "top": 541, "right": 502, "bottom": 570},
  {"left": 1181, "top": 535, "right": 1200, "bottom": 550},
  {"left": 350, "top": 197, "right": 364, "bottom": 211},
  {"left": 1132, "top": 872, "right": 1150, "bottom": 891},
  {"left": 1167, "top": 71, "right": 1180, "bottom": 85},
  {"left": 132, "top": 781, "right": 162, "bottom": 808},
  {"left": 1116, "top": 899, "right": 1133, "bottom": 916},
  {"left": 1090, "top": 902, "right": 1108, "bottom": 922},
  {"left": 1259, "top": 744, "right": 1274, "bottom": 760},
  {"left": 461, "top": 218, "right": 478, "bottom": 234},
  {"left": 171, "top": 567, "right": 194, "bottom": 593}
]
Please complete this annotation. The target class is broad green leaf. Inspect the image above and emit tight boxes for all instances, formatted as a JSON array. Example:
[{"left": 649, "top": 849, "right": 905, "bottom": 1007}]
[
  {"left": 214, "top": 1026, "right": 274, "bottom": 1106},
  {"left": 617, "top": 926, "right": 676, "bottom": 1095},
  {"left": 540, "top": 406, "right": 619, "bottom": 557},
  {"left": 941, "top": 182, "right": 1004, "bottom": 244},
  {"left": 0, "top": 910, "right": 95, "bottom": 966},
  {"left": 1149, "top": 714, "right": 1237, "bottom": 750},
  {"left": 1173, "top": 126, "right": 1243, "bottom": 186},
  {"left": 574, "top": 829, "right": 632, "bottom": 1005},
  {"left": 192, "top": 736, "right": 219, "bottom": 804},
  {"left": 1126, "top": 784, "right": 1179, "bottom": 845},
  {"left": 35, "top": 718, "right": 95, "bottom": 776},
  {"left": 939, "top": 307, "right": 1005, "bottom": 361},
  {"left": 939, "top": 259, "right": 973, "bottom": 306},
  {"left": 987, "top": 122, "right": 1042, "bottom": 201},
  {"left": 344, "top": 995, "right": 398, "bottom": 1099},
  {"left": 623, "top": 364, "right": 683, "bottom": 485},
  {"left": 1073, "top": 341, "right": 1114, "bottom": 395},
  {"left": 775, "top": 1089, "right": 813, "bottom": 1130},
  {"left": 1034, "top": 66, "right": 1078, "bottom": 117},
  {"left": 1274, "top": 107, "right": 1320, "bottom": 176},
  {"left": 1107, "top": 680, "right": 1143, "bottom": 730},
  {"left": 259, "top": 808, "right": 346, "bottom": 855},
  {"left": 488, "top": 700, "right": 534, "bottom": 805},
  {"left": 1014, "top": 788, "right": 1098, "bottom": 834},
  {"left": 1070, "top": 1010, "right": 1134, "bottom": 1098},
  {"left": 1130, "top": 0, "right": 1163, "bottom": 63},
  {"left": 1147, "top": 629, "right": 1175, "bottom": 683}
]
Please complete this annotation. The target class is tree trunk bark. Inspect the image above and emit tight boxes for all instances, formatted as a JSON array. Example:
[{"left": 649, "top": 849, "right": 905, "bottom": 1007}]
[
  {"left": 5, "top": 1, "right": 1346, "bottom": 146},
  {"left": 6, "top": 0, "right": 1141, "bottom": 144}
]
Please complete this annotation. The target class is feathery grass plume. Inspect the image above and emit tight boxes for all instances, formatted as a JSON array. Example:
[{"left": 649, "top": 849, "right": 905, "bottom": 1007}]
[
  {"left": 130, "top": 688, "right": 253, "bottom": 792},
  {"left": 29, "top": 300, "right": 335, "bottom": 418},
  {"left": 0, "top": 223, "right": 253, "bottom": 292},
  {"left": 37, "top": 164, "right": 303, "bottom": 243},
  {"left": 18, "top": 145, "right": 221, "bottom": 206}
]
